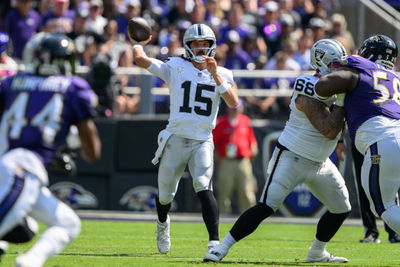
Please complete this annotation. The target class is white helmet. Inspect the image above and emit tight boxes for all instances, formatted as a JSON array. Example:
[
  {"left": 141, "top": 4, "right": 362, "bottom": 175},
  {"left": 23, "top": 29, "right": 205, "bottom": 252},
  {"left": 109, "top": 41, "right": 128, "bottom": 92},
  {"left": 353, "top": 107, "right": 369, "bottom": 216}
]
[
  {"left": 310, "top": 39, "right": 347, "bottom": 75},
  {"left": 183, "top": 24, "right": 216, "bottom": 63}
]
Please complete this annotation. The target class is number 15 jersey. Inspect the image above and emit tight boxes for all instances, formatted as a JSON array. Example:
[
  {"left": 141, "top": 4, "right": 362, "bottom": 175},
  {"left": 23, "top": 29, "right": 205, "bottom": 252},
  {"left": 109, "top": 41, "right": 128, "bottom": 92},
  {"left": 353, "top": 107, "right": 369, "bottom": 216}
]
[
  {"left": 147, "top": 57, "right": 234, "bottom": 140},
  {"left": 278, "top": 74, "right": 339, "bottom": 162}
]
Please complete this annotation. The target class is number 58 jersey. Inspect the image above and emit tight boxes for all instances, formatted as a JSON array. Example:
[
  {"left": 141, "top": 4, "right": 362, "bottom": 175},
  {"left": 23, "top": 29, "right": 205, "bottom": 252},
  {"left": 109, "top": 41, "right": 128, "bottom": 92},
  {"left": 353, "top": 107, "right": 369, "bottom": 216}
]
[
  {"left": 0, "top": 73, "right": 98, "bottom": 166},
  {"left": 278, "top": 74, "right": 339, "bottom": 162},
  {"left": 147, "top": 57, "right": 234, "bottom": 140}
]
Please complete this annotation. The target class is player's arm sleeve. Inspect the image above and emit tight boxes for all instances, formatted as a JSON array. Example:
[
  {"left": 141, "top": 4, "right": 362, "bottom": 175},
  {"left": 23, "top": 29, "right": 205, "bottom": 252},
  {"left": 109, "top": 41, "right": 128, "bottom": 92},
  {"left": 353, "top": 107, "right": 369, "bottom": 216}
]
[
  {"left": 69, "top": 78, "right": 98, "bottom": 124},
  {"left": 147, "top": 58, "right": 171, "bottom": 83}
]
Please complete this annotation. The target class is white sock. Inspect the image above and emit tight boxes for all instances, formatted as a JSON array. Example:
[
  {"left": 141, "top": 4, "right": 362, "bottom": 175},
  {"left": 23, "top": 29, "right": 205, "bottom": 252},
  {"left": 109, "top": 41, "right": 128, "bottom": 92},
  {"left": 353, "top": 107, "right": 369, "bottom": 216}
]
[
  {"left": 221, "top": 232, "right": 237, "bottom": 248},
  {"left": 24, "top": 226, "right": 70, "bottom": 265},
  {"left": 310, "top": 237, "right": 327, "bottom": 253}
]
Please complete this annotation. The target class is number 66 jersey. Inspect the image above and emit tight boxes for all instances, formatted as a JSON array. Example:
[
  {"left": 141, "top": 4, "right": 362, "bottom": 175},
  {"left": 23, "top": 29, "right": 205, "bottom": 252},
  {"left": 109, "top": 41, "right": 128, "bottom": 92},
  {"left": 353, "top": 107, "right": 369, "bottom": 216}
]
[
  {"left": 278, "top": 74, "right": 339, "bottom": 162},
  {"left": 147, "top": 57, "right": 234, "bottom": 140}
]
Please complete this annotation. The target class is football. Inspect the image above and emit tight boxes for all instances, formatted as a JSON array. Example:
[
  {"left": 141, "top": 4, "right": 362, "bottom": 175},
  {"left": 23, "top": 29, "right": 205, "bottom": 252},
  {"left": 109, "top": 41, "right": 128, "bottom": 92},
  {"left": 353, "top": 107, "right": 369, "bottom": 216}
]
[{"left": 128, "top": 17, "right": 152, "bottom": 42}]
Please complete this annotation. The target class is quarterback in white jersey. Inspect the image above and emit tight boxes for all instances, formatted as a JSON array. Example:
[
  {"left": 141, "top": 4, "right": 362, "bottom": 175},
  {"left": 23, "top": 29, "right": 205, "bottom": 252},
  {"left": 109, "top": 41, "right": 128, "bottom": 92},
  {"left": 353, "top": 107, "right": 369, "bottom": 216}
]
[
  {"left": 148, "top": 56, "right": 235, "bottom": 140},
  {"left": 205, "top": 39, "right": 351, "bottom": 264},
  {"left": 131, "top": 23, "right": 239, "bottom": 254}
]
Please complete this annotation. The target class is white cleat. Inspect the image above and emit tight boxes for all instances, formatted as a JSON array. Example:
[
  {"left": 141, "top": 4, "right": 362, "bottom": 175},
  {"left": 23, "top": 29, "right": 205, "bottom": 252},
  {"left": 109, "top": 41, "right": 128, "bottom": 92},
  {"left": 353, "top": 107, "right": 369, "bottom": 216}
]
[
  {"left": 15, "top": 254, "right": 43, "bottom": 267},
  {"left": 207, "top": 240, "right": 220, "bottom": 252},
  {"left": 203, "top": 242, "right": 229, "bottom": 262},
  {"left": 306, "top": 248, "right": 348, "bottom": 263},
  {"left": 157, "top": 215, "right": 170, "bottom": 254}
]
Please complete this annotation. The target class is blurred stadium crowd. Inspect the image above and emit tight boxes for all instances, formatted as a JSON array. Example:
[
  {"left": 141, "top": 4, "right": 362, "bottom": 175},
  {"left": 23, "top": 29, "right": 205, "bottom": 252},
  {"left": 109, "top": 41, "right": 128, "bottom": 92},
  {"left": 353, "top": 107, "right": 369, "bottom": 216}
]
[{"left": 0, "top": 0, "right": 358, "bottom": 118}]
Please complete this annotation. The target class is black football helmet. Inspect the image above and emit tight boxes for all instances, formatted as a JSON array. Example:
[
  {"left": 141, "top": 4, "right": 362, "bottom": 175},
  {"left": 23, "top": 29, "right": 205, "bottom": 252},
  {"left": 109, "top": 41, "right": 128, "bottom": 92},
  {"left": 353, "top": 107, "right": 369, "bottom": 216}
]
[
  {"left": 24, "top": 33, "right": 76, "bottom": 76},
  {"left": 358, "top": 35, "right": 398, "bottom": 70}
]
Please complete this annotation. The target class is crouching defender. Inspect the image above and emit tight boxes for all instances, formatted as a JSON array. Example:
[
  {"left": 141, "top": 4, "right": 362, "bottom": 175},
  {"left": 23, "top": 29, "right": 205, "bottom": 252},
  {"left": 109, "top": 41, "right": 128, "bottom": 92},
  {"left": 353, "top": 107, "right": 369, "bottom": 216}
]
[{"left": 0, "top": 33, "right": 101, "bottom": 267}]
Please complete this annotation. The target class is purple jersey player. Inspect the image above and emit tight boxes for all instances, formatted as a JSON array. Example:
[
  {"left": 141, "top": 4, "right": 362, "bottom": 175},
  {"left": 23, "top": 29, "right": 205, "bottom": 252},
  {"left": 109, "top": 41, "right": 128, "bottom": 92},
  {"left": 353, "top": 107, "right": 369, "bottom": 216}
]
[
  {"left": 316, "top": 35, "right": 400, "bottom": 240},
  {"left": 0, "top": 74, "right": 97, "bottom": 166},
  {"left": 0, "top": 33, "right": 101, "bottom": 267}
]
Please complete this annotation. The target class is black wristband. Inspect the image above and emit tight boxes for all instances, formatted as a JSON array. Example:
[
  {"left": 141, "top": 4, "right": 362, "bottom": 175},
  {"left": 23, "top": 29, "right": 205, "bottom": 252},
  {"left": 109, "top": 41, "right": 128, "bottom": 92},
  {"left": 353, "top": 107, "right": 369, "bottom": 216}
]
[{"left": 338, "top": 140, "right": 344, "bottom": 143}]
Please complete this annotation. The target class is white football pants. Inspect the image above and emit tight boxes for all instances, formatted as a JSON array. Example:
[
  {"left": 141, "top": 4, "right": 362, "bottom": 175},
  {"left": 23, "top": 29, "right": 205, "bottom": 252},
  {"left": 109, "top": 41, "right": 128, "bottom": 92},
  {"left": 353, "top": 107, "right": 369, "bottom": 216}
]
[
  {"left": 0, "top": 148, "right": 81, "bottom": 265},
  {"left": 157, "top": 134, "right": 214, "bottom": 204},
  {"left": 362, "top": 133, "right": 400, "bottom": 235},
  {"left": 260, "top": 145, "right": 351, "bottom": 214}
]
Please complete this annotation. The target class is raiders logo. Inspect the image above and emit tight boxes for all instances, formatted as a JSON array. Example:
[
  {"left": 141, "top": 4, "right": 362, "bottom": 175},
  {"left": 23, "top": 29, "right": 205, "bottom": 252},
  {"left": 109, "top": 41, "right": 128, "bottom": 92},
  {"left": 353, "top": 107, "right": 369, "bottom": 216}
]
[{"left": 315, "top": 49, "right": 325, "bottom": 61}]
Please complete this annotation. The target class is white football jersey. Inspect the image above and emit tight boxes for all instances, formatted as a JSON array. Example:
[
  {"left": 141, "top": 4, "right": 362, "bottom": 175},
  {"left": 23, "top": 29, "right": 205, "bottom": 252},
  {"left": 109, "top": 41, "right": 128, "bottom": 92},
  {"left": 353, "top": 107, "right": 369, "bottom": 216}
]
[
  {"left": 278, "top": 74, "right": 339, "bottom": 162},
  {"left": 147, "top": 57, "right": 234, "bottom": 140}
]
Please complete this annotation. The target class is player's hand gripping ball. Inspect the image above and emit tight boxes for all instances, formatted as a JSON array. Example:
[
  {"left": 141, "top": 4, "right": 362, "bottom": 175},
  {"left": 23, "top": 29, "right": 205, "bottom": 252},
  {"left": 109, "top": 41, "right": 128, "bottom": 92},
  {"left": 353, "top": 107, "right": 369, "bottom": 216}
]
[{"left": 128, "top": 17, "right": 152, "bottom": 42}]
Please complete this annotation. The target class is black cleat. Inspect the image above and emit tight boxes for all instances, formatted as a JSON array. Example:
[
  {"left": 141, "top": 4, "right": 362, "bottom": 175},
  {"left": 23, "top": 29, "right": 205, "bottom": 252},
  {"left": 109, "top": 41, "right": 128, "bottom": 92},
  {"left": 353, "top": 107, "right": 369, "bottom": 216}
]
[{"left": 388, "top": 234, "right": 400, "bottom": 244}]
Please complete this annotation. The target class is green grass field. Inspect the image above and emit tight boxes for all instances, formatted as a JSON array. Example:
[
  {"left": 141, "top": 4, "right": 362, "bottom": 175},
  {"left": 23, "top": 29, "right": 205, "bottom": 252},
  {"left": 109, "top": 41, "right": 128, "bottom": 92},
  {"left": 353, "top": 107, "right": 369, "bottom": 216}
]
[{"left": 2, "top": 218, "right": 399, "bottom": 266}]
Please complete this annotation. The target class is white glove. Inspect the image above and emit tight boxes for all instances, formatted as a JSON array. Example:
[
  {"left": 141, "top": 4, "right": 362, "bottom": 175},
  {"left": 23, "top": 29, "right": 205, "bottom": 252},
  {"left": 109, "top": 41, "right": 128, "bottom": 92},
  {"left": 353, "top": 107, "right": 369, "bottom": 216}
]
[{"left": 335, "top": 93, "right": 346, "bottom": 107}]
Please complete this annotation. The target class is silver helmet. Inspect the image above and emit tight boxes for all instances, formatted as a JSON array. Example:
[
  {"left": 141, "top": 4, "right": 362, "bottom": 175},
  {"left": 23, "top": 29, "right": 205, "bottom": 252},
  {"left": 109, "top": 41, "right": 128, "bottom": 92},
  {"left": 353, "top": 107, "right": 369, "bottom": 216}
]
[
  {"left": 310, "top": 39, "right": 347, "bottom": 75},
  {"left": 183, "top": 24, "right": 216, "bottom": 63}
]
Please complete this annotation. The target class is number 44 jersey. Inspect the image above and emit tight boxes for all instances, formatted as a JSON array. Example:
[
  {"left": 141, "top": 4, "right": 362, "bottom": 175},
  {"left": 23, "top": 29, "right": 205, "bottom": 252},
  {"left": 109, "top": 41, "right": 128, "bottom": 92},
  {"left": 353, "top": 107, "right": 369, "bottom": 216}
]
[
  {"left": 147, "top": 57, "right": 234, "bottom": 140},
  {"left": 278, "top": 74, "right": 340, "bottom": 162},
  {"left": 0, "top": 73, "right": 98, "bottom": 166}
]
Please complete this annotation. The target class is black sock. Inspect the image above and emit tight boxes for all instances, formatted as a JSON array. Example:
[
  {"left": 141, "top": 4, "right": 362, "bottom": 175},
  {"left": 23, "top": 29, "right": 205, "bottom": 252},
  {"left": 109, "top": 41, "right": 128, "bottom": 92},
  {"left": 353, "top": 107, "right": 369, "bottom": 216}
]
[
  {"left": 316, "top": 211, "right": 349, "bottom": 242},
  {"left": 197, "top": 190, "right": 219, "bottom": 241},
  {"left": 230, "top": 202, "right": 274, "bottom": 241},
  {"left": 156, "top": 195, "right": 171, "bottom": 223}
]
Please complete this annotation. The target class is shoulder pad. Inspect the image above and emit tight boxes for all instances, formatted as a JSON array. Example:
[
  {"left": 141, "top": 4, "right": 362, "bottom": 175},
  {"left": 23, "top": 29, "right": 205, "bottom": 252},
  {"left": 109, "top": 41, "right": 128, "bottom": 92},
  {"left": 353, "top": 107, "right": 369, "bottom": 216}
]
[
  {"left": 343, "top": 55, "right": 376, "bottom": 70},
  {"left": 293, "top": 75, "right": 318, "bottom": 98}
]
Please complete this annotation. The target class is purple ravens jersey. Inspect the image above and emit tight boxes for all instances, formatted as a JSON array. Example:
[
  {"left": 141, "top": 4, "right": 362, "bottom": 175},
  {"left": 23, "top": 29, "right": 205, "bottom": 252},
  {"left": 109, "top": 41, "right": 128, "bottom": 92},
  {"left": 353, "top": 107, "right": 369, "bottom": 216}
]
[
  {"left": 343, "top": 55, "right": 400, "bottom": 141},
  {"left": 0, "top": 73, "right": 97, "bottom": 166}
]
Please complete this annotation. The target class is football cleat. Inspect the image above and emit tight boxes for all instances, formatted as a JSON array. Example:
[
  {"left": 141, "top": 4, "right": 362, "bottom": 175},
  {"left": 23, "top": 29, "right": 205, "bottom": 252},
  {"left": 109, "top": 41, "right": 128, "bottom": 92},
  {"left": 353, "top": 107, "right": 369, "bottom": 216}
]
[
  {"left": 359, "top": 234, "right": 381, "bottom": 244},
  {"left": 203, "top": 242, "right": 229, "bottom": 262},
  {"left": 207, "top": 240, "right": 220, "bottom": 252},
  {"left": 156, "top": 215, "right": 170, "bottom": 254},
  {"left": 388, "top": 234, "right": 400, "bottom": 244},
  {"left": 305, "top": 248, "right": 348, "bottom": 263}
]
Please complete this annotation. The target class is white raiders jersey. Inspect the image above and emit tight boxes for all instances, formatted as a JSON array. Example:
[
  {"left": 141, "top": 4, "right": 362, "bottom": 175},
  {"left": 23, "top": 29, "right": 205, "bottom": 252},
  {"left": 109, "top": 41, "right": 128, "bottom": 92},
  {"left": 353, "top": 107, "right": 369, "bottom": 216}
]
[
  {"left": 278, "top": 74, "right": 340, "bottom": 162},
  {"left": 147, "top": 57, "right": 234, "bottom": 140}
]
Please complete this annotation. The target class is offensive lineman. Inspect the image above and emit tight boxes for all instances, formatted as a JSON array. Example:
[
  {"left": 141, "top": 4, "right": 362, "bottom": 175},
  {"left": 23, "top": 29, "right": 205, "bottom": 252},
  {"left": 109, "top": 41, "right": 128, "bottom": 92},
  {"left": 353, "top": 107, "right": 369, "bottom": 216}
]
[
  {"left": 130, "top": 24, "right": 239, "bottom": 253},
  {"left": 204, "top": 39, "right": 351, "bottom": 263},
  {"left": 0, "top": 33, "right": 101, "bottom": 267}
]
